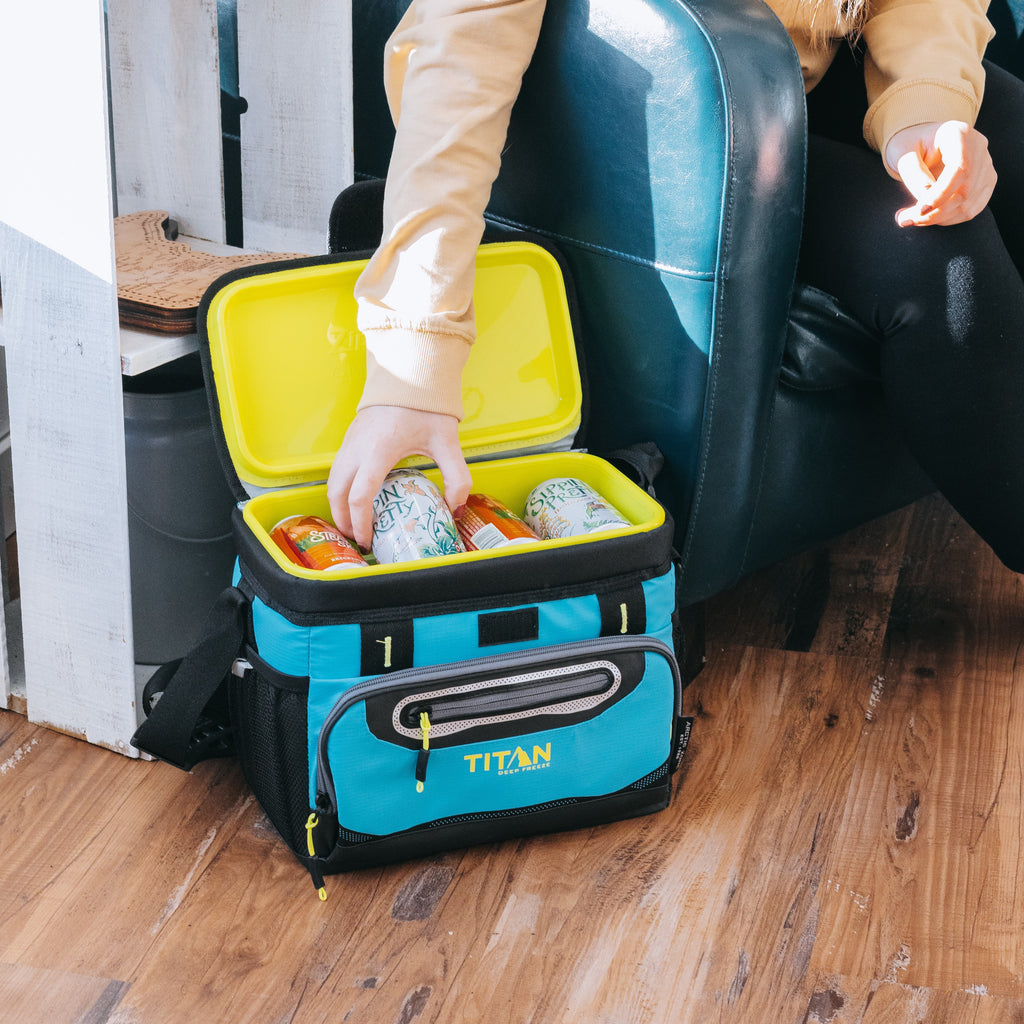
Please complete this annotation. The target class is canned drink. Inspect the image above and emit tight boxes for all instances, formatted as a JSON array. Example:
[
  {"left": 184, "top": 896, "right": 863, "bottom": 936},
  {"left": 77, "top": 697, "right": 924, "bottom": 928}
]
[
  {"left": 456, "top": 493, "right": 541, "bottom": 551},
  {"left": 523, "top": 477, "right": 631, "bottom": 539},
  {"left": 270, "top": 515, "right": 368, "bottom": 570},
  {"left": 371, "top": 469, "right": 466, "bottom": 563}
]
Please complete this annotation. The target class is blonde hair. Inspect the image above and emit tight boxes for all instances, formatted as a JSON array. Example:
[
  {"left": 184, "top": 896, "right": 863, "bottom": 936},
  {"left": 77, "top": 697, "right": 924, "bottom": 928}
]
[{"left": 783, "top": 0, "right": 869, "bottom": 47}]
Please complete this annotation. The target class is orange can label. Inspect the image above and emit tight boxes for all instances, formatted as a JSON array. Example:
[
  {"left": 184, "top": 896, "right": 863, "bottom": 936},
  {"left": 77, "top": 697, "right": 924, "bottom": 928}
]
[
  {"left": 270, "top": 516, "right": 367, "bottom": 570},
  {"left": 456, "top": 494, "right": 541, "bottom": 551}
]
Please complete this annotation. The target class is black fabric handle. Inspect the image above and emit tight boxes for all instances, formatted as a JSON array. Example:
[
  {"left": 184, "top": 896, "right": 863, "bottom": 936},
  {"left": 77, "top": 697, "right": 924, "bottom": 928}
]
[{"left": 131, "top": 586, "right": 248, "bottom": 771}]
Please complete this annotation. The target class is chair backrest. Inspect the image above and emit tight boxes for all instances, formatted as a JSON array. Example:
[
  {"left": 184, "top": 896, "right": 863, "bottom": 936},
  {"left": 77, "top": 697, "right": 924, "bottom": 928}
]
[{"left": 352, "top": 0, "right": 807, "bottom": 601}]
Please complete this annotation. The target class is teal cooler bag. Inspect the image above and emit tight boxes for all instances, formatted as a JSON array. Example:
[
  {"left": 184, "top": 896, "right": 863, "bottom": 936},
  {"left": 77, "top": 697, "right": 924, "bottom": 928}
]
[{"left": 132, "top": 242, "right": 694, "bottom": 898}]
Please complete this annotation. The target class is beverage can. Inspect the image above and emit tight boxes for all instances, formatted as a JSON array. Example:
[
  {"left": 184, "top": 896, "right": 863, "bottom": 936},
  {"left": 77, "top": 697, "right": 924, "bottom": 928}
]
[
  {"left": 456, "top": 493, "right": 541, "bottom": 551},
  {"left": 270, "top": 515, "right": 368, "bottom": 571},
  {"left": 523, "top": 477, "right": 631, "bottom": 539},
  {"left": 371, "top": 469, "right": 466, "bottom": 563}
]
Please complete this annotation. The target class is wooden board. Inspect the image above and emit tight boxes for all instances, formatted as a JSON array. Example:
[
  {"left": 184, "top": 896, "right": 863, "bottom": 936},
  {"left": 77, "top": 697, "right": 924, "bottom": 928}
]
[
  {"left": 0, "top": 963, "right": 127, "bottom": 1024},
  {"left": 0, "top": 0, "right": 137, "bottom": 752},
  {"left": 114, "top": 209, "right": 305, "bottom": 333},
  {"left": 106, "top": 0, "right": 226, "bottom": 244},
  {"left": 237, "top": 0, "right": 354, "bottom": 254}
]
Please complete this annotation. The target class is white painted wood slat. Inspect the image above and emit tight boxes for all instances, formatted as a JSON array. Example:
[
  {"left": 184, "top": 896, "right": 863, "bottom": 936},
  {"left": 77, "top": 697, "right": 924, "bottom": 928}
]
[
  {"left": 106, "top": 0, "right": 226, "bottom": 245},
  {"left": 0, "top": 0, "right": 354, "bottom": 752},
  {"left": 0, "top": 0, "right": 138, "bottom": 751},
  {"left": 237, "top": 0, "right": 354, "bottom": 254}
]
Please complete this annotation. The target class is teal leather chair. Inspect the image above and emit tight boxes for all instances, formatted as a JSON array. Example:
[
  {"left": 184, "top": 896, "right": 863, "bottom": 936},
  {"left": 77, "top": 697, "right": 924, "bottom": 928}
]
[{"left": 331, "top": 0, "right": 934, "bottom": 608}]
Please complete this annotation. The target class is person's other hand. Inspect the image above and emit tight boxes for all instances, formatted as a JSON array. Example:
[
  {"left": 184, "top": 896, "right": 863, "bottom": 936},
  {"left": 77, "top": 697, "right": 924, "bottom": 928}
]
[
  {"left": 887, "top": 120, "right": 997, "bottom": 227},
  {"left": 326, "top": 406, "right": 472, "bottom": 551}
]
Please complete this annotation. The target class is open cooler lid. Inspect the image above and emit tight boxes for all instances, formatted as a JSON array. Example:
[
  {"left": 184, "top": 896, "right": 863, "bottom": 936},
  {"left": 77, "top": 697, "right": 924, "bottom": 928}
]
[{"left": 200, "top": 241, "right": 583, "bottom": 499}]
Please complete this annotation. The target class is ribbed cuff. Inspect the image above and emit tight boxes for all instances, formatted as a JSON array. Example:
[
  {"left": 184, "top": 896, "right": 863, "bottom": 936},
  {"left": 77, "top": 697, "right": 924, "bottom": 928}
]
[
  {"left": 863, "top": 79, "right": 979, "bottom": 175},
  {"left": 357, "top": 326, "right": 472, "bottom": 420}
]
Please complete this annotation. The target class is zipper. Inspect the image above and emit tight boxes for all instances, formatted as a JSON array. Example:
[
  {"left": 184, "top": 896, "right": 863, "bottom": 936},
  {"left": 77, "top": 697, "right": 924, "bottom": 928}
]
[
  {"left": 314, "top": 633, "right": 680, "bottom": 820},
  {"left": 397, "top": 668, "right": 613, "bottom": 728}
]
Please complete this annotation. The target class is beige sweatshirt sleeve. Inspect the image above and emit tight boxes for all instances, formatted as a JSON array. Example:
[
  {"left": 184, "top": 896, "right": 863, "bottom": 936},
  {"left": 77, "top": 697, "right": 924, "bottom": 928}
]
[
  {"left": 861, "top": 0, "right": 994, "bottom": 163},
  {"left": 353, "top": 0, "right": 547, "bottom": 420}
]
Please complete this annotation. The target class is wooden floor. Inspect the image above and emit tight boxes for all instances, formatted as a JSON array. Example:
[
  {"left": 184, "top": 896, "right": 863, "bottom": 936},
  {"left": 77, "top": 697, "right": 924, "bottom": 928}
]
[{"left": 2, "top": 492, "right": 1023, "bottom": 1024}]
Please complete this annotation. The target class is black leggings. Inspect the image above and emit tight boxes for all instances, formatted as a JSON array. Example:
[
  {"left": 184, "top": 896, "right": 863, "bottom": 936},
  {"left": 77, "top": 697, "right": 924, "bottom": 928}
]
[{"left": 800, "top": 55, "right": 1024, "bottom": 573}]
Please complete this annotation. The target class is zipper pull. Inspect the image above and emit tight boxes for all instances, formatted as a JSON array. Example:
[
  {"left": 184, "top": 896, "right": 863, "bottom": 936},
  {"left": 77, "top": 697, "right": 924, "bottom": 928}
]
[
  {"left": 305, "top": 812, "right": 328, "bottom": 901},
  {"left": 416, "top": 711, "right": 431, "bottom": 793}
]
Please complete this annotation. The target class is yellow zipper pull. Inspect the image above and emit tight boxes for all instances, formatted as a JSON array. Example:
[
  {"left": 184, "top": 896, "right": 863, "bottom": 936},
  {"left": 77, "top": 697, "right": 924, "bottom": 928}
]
[
  {"left": 416, "top": 711, "right": 431, "bottom": 793},
  {"left": 305, "top": 811, "right": 328, "bottom": 901}
]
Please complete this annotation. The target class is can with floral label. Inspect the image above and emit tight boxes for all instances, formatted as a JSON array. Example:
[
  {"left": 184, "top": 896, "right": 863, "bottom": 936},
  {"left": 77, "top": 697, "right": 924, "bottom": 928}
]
[
  {"left": 456, "top": 493, "right": 541, "bottom": 551},
  {"left": 371, "top": 469, "right": 466, "bottom": 563},
  {"left": 270, "top": 515, "right": 368, "bottom": 570},
  {"left": 523, "top": 477, "right": 631, "bottom": 540}
]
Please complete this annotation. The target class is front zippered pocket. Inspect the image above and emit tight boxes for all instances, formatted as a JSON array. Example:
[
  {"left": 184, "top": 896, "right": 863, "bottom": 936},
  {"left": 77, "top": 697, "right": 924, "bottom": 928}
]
[
  {"left": 393, "top": 660, "right": 620, "bottom": 734},
  {"left": 312, "top": 634, "right": 681, "bottom": 845}
]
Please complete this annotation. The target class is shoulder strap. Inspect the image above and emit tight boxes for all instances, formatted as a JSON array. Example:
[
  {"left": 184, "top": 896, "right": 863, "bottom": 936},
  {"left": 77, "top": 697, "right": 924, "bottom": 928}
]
[
  {"left": 605, "top": 442, "right": 665, "bottom": 496},
  {"left": 131, "top": 586, "right": 248, "bottom": 770}
]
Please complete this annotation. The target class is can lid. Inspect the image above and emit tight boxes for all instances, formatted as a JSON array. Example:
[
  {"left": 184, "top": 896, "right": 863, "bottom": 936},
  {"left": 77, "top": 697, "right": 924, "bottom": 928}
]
[
  {"left": 201, "top": 242, "right": 583, "bottom": 498},
  {"left": 270, "top": 515, "right": 303, "bottom": 533}
]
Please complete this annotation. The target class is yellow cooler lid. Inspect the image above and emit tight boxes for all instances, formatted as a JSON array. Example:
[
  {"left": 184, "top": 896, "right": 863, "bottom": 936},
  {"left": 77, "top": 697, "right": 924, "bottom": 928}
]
[{"left": 201, "top": 241, "right": 583, "bottom": 494}]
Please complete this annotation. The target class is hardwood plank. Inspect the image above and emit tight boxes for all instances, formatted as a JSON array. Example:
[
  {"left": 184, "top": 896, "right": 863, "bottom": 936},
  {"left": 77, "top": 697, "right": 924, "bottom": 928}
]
[
  {"left": 0, "top": 720, "right": 252, "bottom": 978},
  {"left": 858, "top": 981, "right": 1024, "bottom": 1023},
  {"left": 798, "top": 975, "right": 1024, "bottom": 1023},
  {"left": 0, "top": 963, "right": 127, "bottom": 1024},
  {"left": 661, "top": 648, "right": 882, "bottom": 1022},
  {"left": 707, "top": 506, "right": 915, "bottom": 658},
  {"left": 812, "top": 496, "right": 1024, "bottom": 998}
]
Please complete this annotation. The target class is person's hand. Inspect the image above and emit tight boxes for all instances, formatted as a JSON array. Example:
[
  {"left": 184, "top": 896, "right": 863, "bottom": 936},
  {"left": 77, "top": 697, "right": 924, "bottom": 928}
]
[
  {"left": 887, "top": 120, "right": 997, "bottom": 227},
  {"left": 326, "top": 406, "right": 473, "bottom": 551}
]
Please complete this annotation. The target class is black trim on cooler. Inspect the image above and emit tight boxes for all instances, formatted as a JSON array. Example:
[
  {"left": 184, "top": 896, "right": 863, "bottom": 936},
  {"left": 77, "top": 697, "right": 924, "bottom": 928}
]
[
  {"left": 597, "top": 582, "right": 646, "bottom": 636},
  {"left": 305, "top": 774, "right": 672, "bottom": 874},
  {"left": 359, "top": 618, "right": 415, "bottom": 675},
  {"left": 233, "top": 511, "right": 675, "bottom": 622},
  {"left": 478, "top": 606, "right": 540, "bottom": 647}
]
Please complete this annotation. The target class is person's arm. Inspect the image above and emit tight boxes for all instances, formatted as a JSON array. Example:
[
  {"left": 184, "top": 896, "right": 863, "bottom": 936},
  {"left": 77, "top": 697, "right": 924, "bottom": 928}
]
[
  {"left": 859, "top": 0, "right": 996, "bottom": 226},
  {"left": 328, "top": 0, "right": 547, "bottom": 549}
]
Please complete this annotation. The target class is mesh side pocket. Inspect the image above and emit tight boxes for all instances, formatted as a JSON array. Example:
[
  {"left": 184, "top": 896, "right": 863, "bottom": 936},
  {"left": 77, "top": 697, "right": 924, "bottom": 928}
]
[{"left": 230, "top": 660, "right": 311, "bottom": 857}]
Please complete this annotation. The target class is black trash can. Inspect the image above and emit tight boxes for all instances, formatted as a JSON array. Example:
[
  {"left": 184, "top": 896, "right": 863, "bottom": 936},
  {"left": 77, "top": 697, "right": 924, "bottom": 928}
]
[{"left": 123, "top": 354, "right": 237, "bottom": 665}]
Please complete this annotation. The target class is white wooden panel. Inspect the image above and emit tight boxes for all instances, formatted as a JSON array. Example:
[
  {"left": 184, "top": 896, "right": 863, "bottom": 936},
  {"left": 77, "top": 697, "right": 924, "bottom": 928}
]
[
  {"left": 0, "top": 0, "right": 138, "bottom": 752},
  {"left": 0, "top": 12, "right": 117, "bottom": 280},
  {"left": 237, "top": 0, "right": 354, "bottom": 254},
  {"left": 0, "top": 432, "right": 10, "bottom": 711},
  {"left": 106, "top": 0, "right": 226, "bottom": 245}
]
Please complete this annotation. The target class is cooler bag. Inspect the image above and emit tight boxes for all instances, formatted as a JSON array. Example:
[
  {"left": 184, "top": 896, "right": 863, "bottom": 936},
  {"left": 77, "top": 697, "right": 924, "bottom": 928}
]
[{"left": 132, "top": 240, "right": 694, "bottom": 899}]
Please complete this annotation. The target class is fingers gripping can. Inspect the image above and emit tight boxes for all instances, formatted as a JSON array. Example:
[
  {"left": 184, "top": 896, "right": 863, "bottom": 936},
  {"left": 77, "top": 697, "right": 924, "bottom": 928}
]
[
  {"left": 456, "top": 493, "right": 541, "bottom": 551},
  {"left": 371, "top": 469, "right": 466, "bottom": 563},
  {"left": 523, "top": 477, "right": 631, "bottom": 539},
  {"left": 271, "top": 515, "right": 368, "bottom": 570}
]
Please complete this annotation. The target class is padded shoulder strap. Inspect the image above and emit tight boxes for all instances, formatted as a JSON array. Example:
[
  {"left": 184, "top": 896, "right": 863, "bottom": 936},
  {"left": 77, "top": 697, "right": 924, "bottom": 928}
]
[
  {"left": 605, "top": 442, "right": 665, "bottom": 496},
  {"left": 131, "top": 586, "right": 248, "bottom": 770}
]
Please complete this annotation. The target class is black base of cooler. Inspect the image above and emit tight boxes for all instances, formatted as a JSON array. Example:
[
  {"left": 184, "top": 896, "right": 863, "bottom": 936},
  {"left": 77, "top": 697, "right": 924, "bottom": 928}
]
[{"left": 310, "top": 778, "right": 673, "bottom": 876}]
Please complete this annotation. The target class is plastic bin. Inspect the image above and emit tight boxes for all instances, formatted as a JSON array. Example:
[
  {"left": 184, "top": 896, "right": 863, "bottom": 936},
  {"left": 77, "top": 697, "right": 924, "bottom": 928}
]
[{"left": 123, "top": 354, "right": 237, "bottom": 664}]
